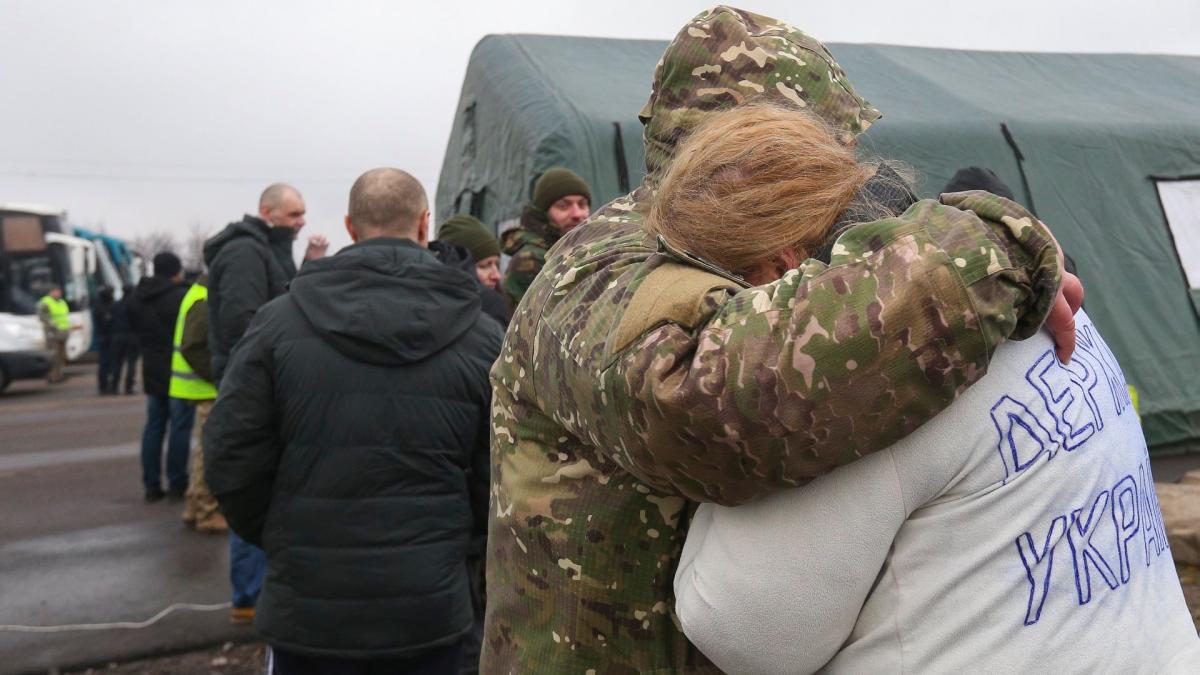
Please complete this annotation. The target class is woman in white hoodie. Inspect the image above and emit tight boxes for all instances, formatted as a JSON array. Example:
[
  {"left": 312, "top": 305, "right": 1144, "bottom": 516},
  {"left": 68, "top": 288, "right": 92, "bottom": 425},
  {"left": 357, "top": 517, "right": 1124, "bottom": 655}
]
[{"left": 660, "top": 103, "right": 1199, "bottom": 674}]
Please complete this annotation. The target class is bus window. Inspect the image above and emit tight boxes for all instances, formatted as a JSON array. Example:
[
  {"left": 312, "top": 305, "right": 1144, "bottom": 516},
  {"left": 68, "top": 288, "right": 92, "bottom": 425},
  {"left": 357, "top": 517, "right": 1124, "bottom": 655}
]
[{"left": 5, "top": 253, "right": 57, "bottom": 314}]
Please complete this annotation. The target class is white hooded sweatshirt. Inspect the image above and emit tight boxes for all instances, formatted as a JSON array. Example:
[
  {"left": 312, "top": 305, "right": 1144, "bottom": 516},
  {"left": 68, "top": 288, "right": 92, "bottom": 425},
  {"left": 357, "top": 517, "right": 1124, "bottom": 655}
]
[{"left": 676, "top": 311, "right": 1200, "bottom": 674}]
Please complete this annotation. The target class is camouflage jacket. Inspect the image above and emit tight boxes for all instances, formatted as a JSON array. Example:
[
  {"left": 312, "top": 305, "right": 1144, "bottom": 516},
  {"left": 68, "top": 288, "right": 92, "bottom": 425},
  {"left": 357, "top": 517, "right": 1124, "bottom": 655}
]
[
  {"left": 501, "top": 204, "right": 559, "bottom": 306},
  {"left": 482, "top": 7, "right": 1062, "bottom": 675}
]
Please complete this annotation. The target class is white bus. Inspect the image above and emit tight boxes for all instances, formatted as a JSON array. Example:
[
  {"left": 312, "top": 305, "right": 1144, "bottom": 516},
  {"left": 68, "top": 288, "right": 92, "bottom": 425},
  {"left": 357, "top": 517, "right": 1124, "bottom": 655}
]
[{"left": 0, "top": 203, "right": 95, "bottom": 391}]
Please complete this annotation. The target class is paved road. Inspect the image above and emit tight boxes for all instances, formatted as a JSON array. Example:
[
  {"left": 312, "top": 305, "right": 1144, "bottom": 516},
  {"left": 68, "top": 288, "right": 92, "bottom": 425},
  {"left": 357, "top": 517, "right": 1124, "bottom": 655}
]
[
  {"left": 2, "top": 362, "right": 1197, "bottom": 674},
  {"left": 0, "top": 364, "right": 250, "bottom": 675}
]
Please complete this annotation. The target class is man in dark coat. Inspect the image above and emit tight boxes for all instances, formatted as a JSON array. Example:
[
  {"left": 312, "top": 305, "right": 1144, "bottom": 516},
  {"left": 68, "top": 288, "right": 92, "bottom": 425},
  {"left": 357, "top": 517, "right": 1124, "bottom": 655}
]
[
  {"left": 203, "top": 183, "right": 327, "bottom": 624},
  {"left": 129, "top": 252, "right": 190, "bottom": 502},
  {"left": 206, "top": 168, "right": 501, "bottom": 675},
  {"left": 203, "top": 183, "right": 327, "bottom": 383},
  {"left": 110, "top": 285, "right": 139, "bottom": 394},
  {"left": 94, "top": 286, "right": 116, "bottom": 394}
]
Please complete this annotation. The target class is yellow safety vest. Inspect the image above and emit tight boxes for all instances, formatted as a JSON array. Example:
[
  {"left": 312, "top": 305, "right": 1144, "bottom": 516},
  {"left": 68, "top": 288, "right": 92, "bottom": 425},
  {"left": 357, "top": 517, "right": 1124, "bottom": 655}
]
[
  {"left": 38, "top": 295, "right": 71, "bottom": 331},
  {"left": 169, "top": 283, "right": 217, "bottom": 400}
]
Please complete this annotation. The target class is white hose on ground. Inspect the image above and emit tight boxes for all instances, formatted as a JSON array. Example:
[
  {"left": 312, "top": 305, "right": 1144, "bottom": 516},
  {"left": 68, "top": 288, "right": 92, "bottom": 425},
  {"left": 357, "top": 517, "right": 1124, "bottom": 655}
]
[{"left": 0, "top": 601, "right": 232, "bottom": 632}]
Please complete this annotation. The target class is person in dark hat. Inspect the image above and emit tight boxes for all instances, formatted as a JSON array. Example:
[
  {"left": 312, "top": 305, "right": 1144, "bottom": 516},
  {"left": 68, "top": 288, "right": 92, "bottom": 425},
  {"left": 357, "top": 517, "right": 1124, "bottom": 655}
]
[
  {"left": 129, "top": 251, "right": 192, "bottom": 502},
  {"left": 500, "top": 168, "right": 591, "bottom": 306},
  {"left": 436, "top": 214, "right": 510, "bottom": 326},
  {"left": 439, "top": 214, "right": 502, "bottom": 290}
]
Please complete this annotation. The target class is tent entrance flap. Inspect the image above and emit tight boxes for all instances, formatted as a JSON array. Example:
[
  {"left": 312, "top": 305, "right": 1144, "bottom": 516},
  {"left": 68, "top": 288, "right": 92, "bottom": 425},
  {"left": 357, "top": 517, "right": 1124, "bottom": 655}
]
[{"left": 454, "top": 188, "right": 488, "bottom": 222}]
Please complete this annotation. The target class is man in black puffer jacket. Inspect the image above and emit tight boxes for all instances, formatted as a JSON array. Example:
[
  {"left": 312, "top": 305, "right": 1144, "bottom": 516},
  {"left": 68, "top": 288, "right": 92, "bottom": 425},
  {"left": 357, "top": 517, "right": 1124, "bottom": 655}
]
[
  {"left": 203, "top": 183, "right": 328, "bottom": 384},
  {"left": 206, "top": 168, "right": 502, "bottom": 675},
  {"left": 130, "top": 252, "right": 191, "bottom": 502},
  {"left": 204, "top": 183, "right": 328, "bottom": 623}
]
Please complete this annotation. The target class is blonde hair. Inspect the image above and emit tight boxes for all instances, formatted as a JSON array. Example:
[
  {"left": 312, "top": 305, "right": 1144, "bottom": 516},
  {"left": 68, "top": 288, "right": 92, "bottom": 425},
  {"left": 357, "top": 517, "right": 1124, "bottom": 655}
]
[{"left": 648, "top": 102, "right": 880, "bottom": 276}]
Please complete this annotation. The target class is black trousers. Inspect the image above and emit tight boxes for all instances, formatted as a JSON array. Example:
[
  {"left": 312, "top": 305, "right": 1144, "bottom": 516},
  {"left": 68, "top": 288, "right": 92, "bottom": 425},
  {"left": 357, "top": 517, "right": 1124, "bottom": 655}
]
[
  {"left": 97, "top": 337, "right": 115, "bottom": 392},
  {"left": 270, "top": 640, "right": 464, "bottom": 675},
  {"left": 111, "top": 334, "right": 139, "bottom": 393}
]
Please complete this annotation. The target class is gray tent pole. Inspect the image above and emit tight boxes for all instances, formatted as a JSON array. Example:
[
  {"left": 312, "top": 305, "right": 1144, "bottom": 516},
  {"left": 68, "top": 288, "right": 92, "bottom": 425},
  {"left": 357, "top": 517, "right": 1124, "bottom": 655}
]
[
  {"left": 613, "top": 122, "right": 631, "bottom": 195},
  {"left": 1000, "top": 123, "right": 1039, "bottom": 219}
]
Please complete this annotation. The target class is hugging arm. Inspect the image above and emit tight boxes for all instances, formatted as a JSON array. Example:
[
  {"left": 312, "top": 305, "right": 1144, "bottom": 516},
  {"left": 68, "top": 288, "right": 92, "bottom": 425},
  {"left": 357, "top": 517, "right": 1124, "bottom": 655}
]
[
  {"left": 674, "top": 452, "right": 908, "bottom": 674},
  {"left": 603, "top": 195, "right": 1061, "bottom": 506}
]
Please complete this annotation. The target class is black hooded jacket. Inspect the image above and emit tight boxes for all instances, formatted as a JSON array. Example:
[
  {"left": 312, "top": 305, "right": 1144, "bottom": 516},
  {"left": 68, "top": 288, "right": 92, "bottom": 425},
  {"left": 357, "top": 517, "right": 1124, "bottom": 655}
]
[
  {"left": 203, "top": 215, "right": 297, "bottom": 383},
  {"left": 428, "top": 240, "right": 511, "bottom": 328},
  {"left": 204, "top": 237, "right": 503, "bottom": 659},
  {"left": 128, "top": 276, "right": 187, "bottom": 396}
]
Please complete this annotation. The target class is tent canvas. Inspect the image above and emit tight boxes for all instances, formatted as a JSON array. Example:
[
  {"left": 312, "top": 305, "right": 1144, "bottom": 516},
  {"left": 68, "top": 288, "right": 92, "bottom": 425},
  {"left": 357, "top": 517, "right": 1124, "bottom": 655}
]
[{"left": 436, "top": 34, "right": 1200, "bottom": 453}]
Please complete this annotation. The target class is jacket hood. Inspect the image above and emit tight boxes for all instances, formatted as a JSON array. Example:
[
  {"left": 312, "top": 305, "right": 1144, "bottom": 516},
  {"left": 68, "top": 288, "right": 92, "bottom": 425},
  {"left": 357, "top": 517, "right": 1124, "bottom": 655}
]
[
  {"left": 202, "top": 215, "right": 269, "bottom": 266},
  {"left": 135, "top": 275, "right": 181, "bottom": 303},
  {"left": 289, "top": 237, "right": 481, "bottom": 365},
  {"left": 500, "top": 204, "right": 556, "bottom": 255},
  {"left": 638, "top": 5, "right": 881, "bottom": 183},
  {"left": 428, "top": 239, "right": 476, "bottom": 273}
]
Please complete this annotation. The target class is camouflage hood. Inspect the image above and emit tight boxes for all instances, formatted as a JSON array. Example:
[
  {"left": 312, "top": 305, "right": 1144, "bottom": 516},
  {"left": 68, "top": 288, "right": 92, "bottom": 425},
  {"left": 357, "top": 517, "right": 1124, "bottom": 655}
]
[{"left": 639, "top": 5, "right": 881, "bottom": 184}]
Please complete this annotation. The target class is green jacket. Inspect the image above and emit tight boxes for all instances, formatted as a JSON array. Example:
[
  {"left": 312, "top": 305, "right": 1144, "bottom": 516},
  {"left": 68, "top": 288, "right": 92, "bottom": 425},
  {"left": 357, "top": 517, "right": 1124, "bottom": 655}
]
[
  {"left": 500, "top": 204, "right": 557, "bottom": 306},
  {"left": 481, "top": 7, "right": 1062, "bottom": 675},
  {"left": 179, "top": 288, "right": 213, "bottom": 384}
]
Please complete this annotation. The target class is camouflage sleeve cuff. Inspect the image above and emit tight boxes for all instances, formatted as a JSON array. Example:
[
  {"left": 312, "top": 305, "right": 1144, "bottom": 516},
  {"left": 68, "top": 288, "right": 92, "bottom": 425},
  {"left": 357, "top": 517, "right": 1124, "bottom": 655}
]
[{"left": 938, "top": 191, "right": 1062, "bottom": 342}]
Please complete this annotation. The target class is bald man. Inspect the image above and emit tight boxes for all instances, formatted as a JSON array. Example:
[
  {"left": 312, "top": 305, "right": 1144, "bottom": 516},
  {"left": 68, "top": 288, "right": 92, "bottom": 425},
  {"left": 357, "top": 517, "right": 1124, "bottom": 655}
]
[
  {"left": 206, "top": 169, "right": 502, "bottom": 674},
  {"left": 202, "top": 183, "right": 329, "bottom": 623}
]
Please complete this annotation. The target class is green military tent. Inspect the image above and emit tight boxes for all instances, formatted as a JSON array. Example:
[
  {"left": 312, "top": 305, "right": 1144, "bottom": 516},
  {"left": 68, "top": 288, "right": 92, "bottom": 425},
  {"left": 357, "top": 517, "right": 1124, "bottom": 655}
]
[{"left": 436, "top": 34, "right": 1200, "bottom": 453}]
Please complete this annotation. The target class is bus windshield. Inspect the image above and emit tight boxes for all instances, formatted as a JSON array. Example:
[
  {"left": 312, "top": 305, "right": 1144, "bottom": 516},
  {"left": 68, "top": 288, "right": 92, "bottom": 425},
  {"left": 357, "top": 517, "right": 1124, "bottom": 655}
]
[
  {"left": 3, "top": 250, "right": 72, "bottom": 315},
  {"left": 0, "top": 208, "right": 78, "bottom": 316},
  {"left": 6, "top": 253, "right": 53, "bottom": 314}
]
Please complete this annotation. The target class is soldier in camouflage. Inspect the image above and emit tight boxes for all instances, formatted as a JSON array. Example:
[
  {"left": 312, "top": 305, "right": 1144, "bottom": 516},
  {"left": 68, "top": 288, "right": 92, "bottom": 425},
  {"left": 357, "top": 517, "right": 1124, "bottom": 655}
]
[
  {"left": 482, "top": 6, "right": 1080, "bottom": 674},
  {"left": 500, "top": 168, "right": 591, "bottom": 306}
]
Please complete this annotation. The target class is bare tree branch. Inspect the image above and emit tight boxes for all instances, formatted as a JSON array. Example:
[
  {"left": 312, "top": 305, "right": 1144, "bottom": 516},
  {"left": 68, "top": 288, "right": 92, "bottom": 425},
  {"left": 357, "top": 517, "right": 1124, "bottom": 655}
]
[{"left": 183, "top": 222, "right": 214, "bottom": 272}]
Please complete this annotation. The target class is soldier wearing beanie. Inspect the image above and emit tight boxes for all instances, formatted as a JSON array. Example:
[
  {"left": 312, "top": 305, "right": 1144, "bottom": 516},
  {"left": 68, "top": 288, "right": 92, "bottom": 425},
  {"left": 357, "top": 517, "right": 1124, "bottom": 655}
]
[
  {"left": 438, "top": 214, "right": 502, "bottom": 290},
  {"left": 500, "top": 167, "right": 591, "bottom": 306}
]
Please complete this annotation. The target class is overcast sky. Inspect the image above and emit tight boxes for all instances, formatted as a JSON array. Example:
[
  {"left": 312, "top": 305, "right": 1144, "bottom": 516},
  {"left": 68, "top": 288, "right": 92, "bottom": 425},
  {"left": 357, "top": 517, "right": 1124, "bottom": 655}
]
[{"left": 2, "top": 0, "right": 1197, "bottom": 258}]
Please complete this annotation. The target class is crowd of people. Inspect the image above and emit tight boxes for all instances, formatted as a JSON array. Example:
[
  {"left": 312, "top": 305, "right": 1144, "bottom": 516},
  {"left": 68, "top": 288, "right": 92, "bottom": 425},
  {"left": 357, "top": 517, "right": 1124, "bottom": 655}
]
[
  {"left": 96, "top": 161, "right": 589, "bottom": 672},
  {"left": 71, "top": 4, "right": 1198, "bottom": 674}
]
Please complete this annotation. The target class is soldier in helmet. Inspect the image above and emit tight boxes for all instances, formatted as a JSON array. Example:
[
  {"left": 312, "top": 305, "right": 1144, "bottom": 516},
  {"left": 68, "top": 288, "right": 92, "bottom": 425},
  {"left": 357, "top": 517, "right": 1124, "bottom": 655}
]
[
  {"left": 481, "top": 6, "right": 1082, "bottom": 675},
  {"left": 500, "top": 168, "right": 591, "bottom": 307}
]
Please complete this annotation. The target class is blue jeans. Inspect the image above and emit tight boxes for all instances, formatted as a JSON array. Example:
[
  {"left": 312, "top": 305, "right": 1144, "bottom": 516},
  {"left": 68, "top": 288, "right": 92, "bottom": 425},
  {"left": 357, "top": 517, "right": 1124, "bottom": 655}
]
[
  {"left": 141, "top": 395, "right": 195, "bottom": 492},
  {"left": 230, "top": 531, "right": 267, "bottom": 608}
]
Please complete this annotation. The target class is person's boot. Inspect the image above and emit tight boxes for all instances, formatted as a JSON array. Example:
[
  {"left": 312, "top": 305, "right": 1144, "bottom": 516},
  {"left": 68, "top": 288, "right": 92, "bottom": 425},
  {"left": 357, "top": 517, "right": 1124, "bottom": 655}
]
[
  {"left": 196, "top": 512, "right": 229, "bottom": 533},
  {"left": 229, "top": 606, "right": 255, "bottom": 624},
  {"left": 144, "top": 487, "right": 165, "bottom": 503},
  {"left": 181, "top": 502, "right": 198, "bottom": 526}
]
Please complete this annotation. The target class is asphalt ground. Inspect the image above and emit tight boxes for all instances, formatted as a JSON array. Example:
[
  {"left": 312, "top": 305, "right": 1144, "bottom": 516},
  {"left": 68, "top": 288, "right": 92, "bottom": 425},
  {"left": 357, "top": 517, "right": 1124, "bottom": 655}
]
[
  {"left": 3, "top": 362, "right": 1198, "bottom": 674},
  {"left": 0, "top": 364, "right": 251, "bottom": 675}
]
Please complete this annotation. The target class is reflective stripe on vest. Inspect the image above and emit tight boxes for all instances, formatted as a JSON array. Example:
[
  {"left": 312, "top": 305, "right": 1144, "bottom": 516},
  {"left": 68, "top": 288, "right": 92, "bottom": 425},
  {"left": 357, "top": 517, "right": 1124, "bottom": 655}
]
[
  {"left": 169, "top": 283, "right": 217, "bottom": 400},
  {"left": 39, "top": 296, "right": 71, "bottom": 331}
]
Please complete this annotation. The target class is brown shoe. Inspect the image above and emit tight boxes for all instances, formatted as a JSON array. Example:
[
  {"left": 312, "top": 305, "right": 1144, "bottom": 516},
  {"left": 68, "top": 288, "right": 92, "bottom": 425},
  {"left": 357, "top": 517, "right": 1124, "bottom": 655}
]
[
  {"left": 196, "top": 512, "right": 229, "bottom": 533},
  {"left": 230, "top": 607, "right": 255, "bottom": 624}
]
